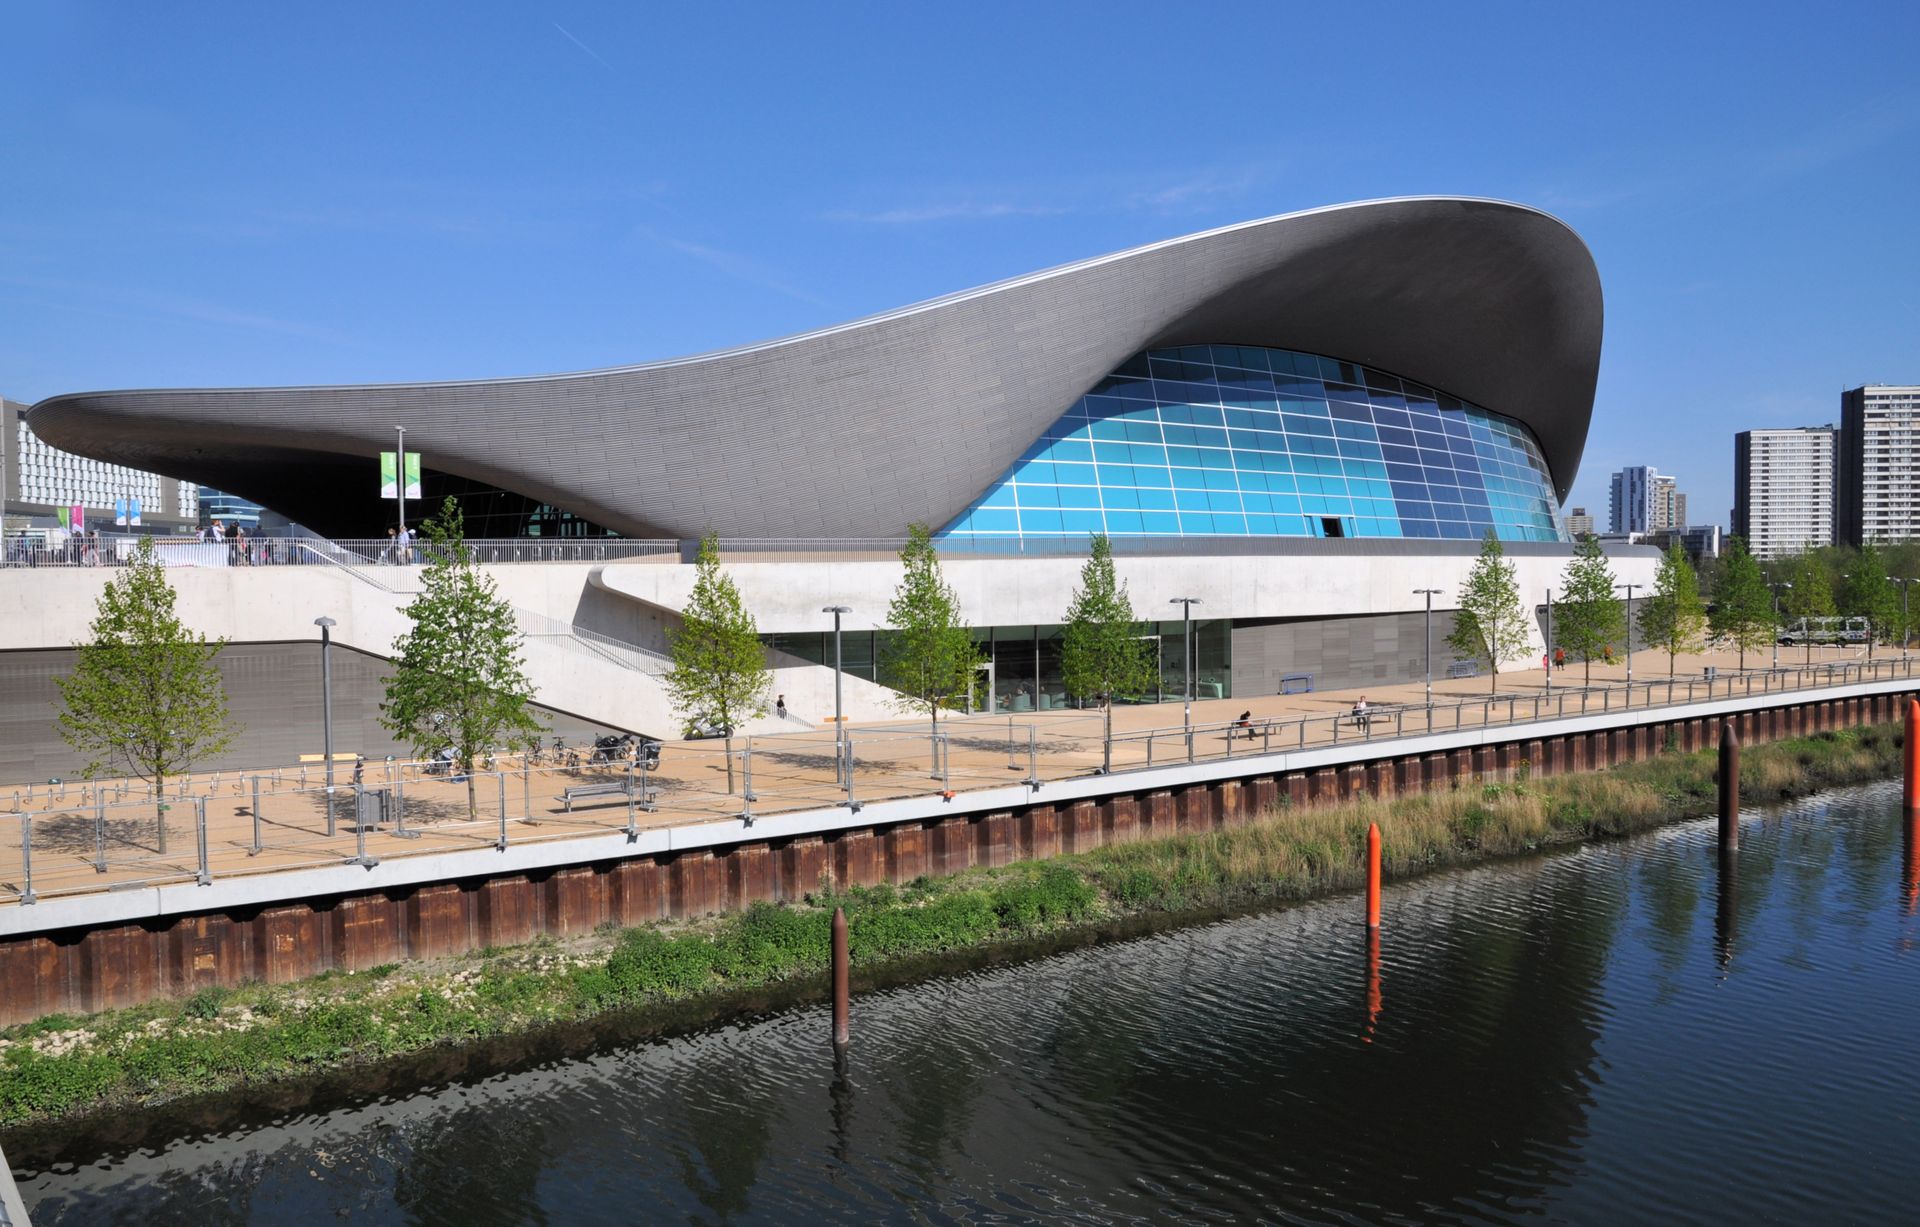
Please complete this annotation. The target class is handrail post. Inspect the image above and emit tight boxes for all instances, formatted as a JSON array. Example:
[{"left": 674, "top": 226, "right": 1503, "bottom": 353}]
[
  {"left": 251, "top": 775, "right": 263, "bottom": 855},
  {"left": 497, "top": 772, "right": 509, "bottom": 850},
  {"left": 94, "top": 793, "right": 108, "bottom": 873},
  {"left": 393, "top": 776, "right": 416, "bottom": 839},
  {"left": 741, "top": 741, "right": 757, "bottom": 825},
  {"left": 624, "top": 762, "right": 639, "bottom": 839},
  {"left": 941, "top": 733, "right": 952, "bottom": 794},
  {"left": 21, "top": 813, "right": 36, "bottom": 904},
  {"left": 195, "top": 796, "right": 211, "bottom": 886},
  {"left": 1027, "top": 725, "right": 1040, "bottom": 788},
  {"left": 843, "top": 737, "right": 861, "bottom": 811}
]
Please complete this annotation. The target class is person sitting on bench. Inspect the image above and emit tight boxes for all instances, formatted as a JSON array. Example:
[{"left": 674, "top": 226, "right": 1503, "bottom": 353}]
[
  {"left": 1236, "top": 709, "right": 1254, "bottom": 740},
  {"left": 1351, "top": 696, "right": 1371, "bottom": 729}
]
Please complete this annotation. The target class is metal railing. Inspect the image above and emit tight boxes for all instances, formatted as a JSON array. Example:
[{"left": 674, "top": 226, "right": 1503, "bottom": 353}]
[
  {"left": 0, "top": 533, "right": 679, "bottom": 569},
  {"left": 4, "top": 659, "right": 1916, "bottom": 908}
]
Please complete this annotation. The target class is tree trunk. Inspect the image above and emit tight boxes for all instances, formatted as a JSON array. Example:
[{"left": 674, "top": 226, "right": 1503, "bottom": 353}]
[
  {"left": 467, "top": 769, "right": 477, "bottom": 821},
  {"left": 1102, "top": 699, "right": 1112, "bottom": 774},
  {"left": 724, "top": 734, "right": 736, "bottom": 794},
  {"left": 155, "top": 770, "right": 167, "bottom": 855},
  {"left": 930, "top": 704, "right": 940, "bottom": 775}
]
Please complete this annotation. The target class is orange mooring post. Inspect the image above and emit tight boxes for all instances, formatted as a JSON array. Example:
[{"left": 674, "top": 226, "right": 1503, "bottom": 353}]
[
  {"left": 1717, "top": 720, "right": 1740, "bottom": 851},
  {"left": 1905, "top": 699, "right": 1920, "bottom": 813},
  {"left": 831, "top": 906, "right": 850, "bottom": 1048},
  {"left": 1363, "top": 927, "right": 1383, "bottom": 1041},
  {"left": 1365, "top": 822, "right": 1382, "bottom": 929}
]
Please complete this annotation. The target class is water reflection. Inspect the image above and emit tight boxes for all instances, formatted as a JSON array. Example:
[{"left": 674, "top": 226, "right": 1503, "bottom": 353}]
[{"left": 16, "top": 781, "right": 1920, "bottom": 1224}]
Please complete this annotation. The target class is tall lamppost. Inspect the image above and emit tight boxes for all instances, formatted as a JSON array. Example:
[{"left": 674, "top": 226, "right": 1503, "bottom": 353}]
[
  {"left": 1615, "top": 583, "right": 1639, "bottom": 689},
  {"left": 1895, "top": 578, "right": 1913, "bottom": 659},
  {"left": 1770, "top": 581, "right": 1792, "bottom": 671},
  {"left": 1414, "top": 588, "right": 1442, "bottom": 708},
  {"left": 1544, "top": 587, "right": 1555, "bottom": 691},
  {"left": 1845, "top": 573, "right": 1876, "bottom": 664},
  {"left": 314, "top": 616, "right": 338, "bottom": 800},
  {"left": 823, "top": 605, "right": 851, "bottom": 783},
  {"left": 1169, "top": 597, "right": 1201, "bottom": 741}
]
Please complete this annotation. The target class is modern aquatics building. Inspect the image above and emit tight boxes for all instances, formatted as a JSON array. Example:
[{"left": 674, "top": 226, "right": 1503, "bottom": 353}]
[{"left": 17, "top": 196, "right": 1658, "bottom": 736}]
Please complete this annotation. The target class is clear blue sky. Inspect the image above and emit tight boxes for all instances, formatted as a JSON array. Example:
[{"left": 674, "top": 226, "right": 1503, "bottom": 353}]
[{"left": 4, "top": 1, "right": 1916, "bottom": 526}]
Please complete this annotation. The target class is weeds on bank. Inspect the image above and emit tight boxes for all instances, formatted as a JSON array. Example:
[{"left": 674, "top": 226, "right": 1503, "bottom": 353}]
[{"left": 0, "top": 725, "right": 1899, "bottom": 1130}]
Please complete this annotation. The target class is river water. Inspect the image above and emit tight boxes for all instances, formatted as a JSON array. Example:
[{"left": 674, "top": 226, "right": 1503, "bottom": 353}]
[{"left": 15, "top": 780, "right": 1920, "bottom": 1225}]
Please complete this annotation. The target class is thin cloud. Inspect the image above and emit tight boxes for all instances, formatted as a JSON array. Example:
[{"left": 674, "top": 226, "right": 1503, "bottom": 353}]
[
  {"left": 0, "top": 273, "right": 351, "bottom": 344},
  {"left": 826, "top": 202, "right": 1070, "bottom": 224},
  {"left": 634, "top": 228, "right": 829, "bottom": 308},
  {"left": 552, "top": 21, "right": 617, "bottom": 73}
]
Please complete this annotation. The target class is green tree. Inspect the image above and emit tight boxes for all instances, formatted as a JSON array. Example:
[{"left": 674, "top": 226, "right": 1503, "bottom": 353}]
[
  {"left": 56, "top": 536, "right": 238, "bottom": 823},
  {"left": 1709, "top": 536, "right": 1775, "bottom": 669},
  {"left": 1060, "top": 534, "right": 1156, "bottom": 773},
  {"left": 381, "top": 497, "right": 543, "bottom": 818},
  {"left": 1840, "top": 540, "right": 1899, "bottom": 655},
  {"left": 880, "top": 525, "right": 981, "bottom": 756},
  {"left": 1779, "top": 552, "right": 1837, "bottom": 626},
  {"left": 1554, "top": 533, "right": 1624, "bottom": 684},
  {"left": 662, "top": 534, "right": 771, "bottom": 793},
  {"left": 1638, "top": 542, "right": 1708, "bottom": 678},
  {"left": 1446, "top": 530, "right": 1531, "bottom": 694}
]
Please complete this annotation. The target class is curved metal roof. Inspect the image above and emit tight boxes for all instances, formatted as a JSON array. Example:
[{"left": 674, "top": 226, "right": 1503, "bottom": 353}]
[{"left": 28, "top": 196, "right": 1602, "bottom": 538}]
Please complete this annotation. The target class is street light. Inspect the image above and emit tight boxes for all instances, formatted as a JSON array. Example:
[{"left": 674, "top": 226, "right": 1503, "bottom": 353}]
[
  {"left": 1169, "top": 597, "right": 1201, "bottom": 743},
  {"left": 1842, "top": 573, "right": 1879, "bottom": 664},
  {"left": 1544, "top": 587, "right": 1555, "bottom": 691},
  {"left": 823, "top": 606, "right": 851, "bottom": 784},
  {"left": 1770, "top": 582, "right": 1792, "bottom": 671},
  {"left": 1615, "top": 583, "right": 1639, "bottom": 688},
  {"left": 1414, "top": 588, "right": 1442, "bottom": 707},
  {"left": 314, "top": 617, "right": 338, "bottom": 802},
  {"left": 1895, "top": 578, "right": 1913, "bottom": 658}
]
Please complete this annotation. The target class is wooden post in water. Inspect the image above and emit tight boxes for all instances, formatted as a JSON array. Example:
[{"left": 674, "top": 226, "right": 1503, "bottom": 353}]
[
  {"left": 831, "top": 906, "right": 850, "bottom": 1048},
  {"left": 1365, "top": 822, "right": 1382, "bottom": 929},
  {"left": 1718, "top": 720, "right": 1740, "bottom": 851}
]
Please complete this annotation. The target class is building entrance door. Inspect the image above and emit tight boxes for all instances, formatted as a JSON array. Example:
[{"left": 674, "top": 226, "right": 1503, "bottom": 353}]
[{"left": 968, "top": 661, "right": 994, "bottom": 714}]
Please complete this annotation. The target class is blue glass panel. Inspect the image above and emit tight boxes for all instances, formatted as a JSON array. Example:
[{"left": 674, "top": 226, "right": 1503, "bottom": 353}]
[{"left": 940, "top": 344, "right": 1566, "bottom": 542}]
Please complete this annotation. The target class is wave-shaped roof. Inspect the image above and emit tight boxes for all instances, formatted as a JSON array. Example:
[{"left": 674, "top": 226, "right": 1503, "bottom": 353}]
[{"left": 28, "top": 196, "right": 1602, "bottom": 538}]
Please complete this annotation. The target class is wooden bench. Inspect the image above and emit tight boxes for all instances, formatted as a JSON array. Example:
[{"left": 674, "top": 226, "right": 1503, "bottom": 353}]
[{"left": 558, "top": 779, "right": 658, "bottom": 813}]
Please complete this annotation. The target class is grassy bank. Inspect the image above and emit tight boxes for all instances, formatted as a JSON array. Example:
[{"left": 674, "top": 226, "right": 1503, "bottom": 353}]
[{"left": 0, "top": 724, "right": 1902, "bottom": 1131}]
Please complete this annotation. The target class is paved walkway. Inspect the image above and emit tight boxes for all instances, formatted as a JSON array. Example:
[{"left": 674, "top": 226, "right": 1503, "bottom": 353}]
[{"left": 1, "top": 644, "right": 1899, "bottom": 909}]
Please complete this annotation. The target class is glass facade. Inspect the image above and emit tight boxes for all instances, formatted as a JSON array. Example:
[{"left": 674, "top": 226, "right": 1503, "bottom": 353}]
[
  {"left": 767, "top": 619, "right": 1230, "bottom": 715},
  {"left": 943, "top": 345, "right": 1565, "bottom": 543}
]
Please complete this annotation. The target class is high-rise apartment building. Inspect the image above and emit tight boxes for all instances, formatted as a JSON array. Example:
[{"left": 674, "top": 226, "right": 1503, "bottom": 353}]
[
  {"left": 1733, "top": 425, "right": 1836, "bottom": 559},
  {"left": 3, "top": 397, "right": 199, "bottom": 536},
  {"left": 1609, "top": 466, "right": 1687, "bottom": 533},
  {"left": 1839, "top": 385, "right": 1920, "bottom": 546},
  {"left": 1565, "top": 506, "right": 1594, "bottom": 537}
]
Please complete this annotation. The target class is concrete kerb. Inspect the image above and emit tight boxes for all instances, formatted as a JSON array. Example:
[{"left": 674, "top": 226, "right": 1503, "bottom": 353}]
[{"left": 3, "top": 674, "right": 1910, "bottom": 941}]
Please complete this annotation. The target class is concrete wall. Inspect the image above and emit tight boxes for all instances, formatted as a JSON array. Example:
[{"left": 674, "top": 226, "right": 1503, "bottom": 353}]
[
  {"left": 1231, "top": 609, "right": 1466, "bottom": 696},
  {"left": 0, "top": 643, "right": 627, "bottom": 784}
]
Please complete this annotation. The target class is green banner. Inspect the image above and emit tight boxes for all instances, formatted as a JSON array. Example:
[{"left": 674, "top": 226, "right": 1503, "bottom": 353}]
[{"left": 379, "top": 451, "right": 422, "bottom": 499}]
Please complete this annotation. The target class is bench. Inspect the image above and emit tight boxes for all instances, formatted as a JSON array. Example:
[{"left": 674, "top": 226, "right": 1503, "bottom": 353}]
[
  {"left": 1280, "top": 673, "right": 1314, "bottom": 694},
  {"left": 559, "top": 779, "right": 658, "bottom": 813},
  {"left": 1445, "top": 660, "right": 1479, "bottom": 679},
  {"left": 1345, "top": 703, "right": 1410, "bottom": 732}
]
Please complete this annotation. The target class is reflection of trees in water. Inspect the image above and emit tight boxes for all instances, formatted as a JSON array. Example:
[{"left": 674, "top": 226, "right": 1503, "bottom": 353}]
[
  {"left": 662, "top": 1051, "right": 784, "bottom": 1225},
  {"left": 1010, "top": 870, "right": 1633, "bottom": 1222},
  {"left": 393, "top": 1104, "right": 555, "bottom": 1226},
  {"left": 1638, "top": 848, "right": 1705, "bottom": 983}
]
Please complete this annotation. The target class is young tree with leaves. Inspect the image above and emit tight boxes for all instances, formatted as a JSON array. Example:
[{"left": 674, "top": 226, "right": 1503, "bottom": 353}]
[
  {"left": 880, "top": 525, "right": 981, "bottom": 760},
  {"left": 1840, "top": 541, "right": 1900, "bottom": 658},
  {"left": 1638, "top": 541, "right": 1708, "bottom": 678},
  {"left": 57, "top": 536, "right": 238, "bottom": 832},
  {"left": 1709, "top": 536, "right": 1775, "bottom": 669},
  {"left": 662, "top": 534, "right": 771, "bottom": 793},
  {"left": 381, "top": 497, "right": 543, "bottom": 819},
  {"left": 1060, "top": 534, "right": 1155, "bottom": 773},
  {"left": 1446, "top": 530, "right": 1531, "bottom": 694},
  {"left": 1555, "top": 533, "right": 1624, "bottom": 684}
]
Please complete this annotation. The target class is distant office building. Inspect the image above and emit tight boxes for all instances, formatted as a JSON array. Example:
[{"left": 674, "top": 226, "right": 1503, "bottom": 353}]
[
  {"left": 3, "top": 397, "right": 198, "bottom": 536},
  {"left": 1840, "top": 384, "right": 1920, "bottom": 547},
  {"left": 1565, "top": 506, "right": 1594, "bottom": 537},
  {"left": 1609, "top": 466, "right": 1686, "bottom": 533},
  {"left": 1651, "top": 523, "right": 1721, "bottom": 564},
  {"left": 1733, "top": 425, "right": 1836, "bottom": 559}
]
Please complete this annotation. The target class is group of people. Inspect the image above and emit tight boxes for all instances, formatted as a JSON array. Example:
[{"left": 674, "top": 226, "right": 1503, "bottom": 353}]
[{"left": 386, "top": 524, "right": 417, "bottom": 564}]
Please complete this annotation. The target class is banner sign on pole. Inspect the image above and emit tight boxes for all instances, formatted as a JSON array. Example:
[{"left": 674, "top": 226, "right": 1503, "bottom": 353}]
[
  {"left": 129, "top": 498, "right": 142, "bottom": 527},
  {"left": 115, "top": 497, "right": 142, "bottom": 527},
  {"left": 379, "top": 451, "right": 422, "bottom": 499},
  {"left": 71, "top": 504, "right": 85, "bottom": 532}
]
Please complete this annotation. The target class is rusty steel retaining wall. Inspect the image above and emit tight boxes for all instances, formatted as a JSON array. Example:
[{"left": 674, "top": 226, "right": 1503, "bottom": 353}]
[{"left": 0, "top": 688, "right": 1910, "bottom": 1026}]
